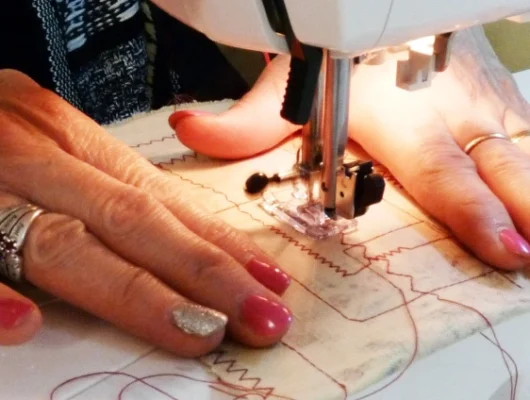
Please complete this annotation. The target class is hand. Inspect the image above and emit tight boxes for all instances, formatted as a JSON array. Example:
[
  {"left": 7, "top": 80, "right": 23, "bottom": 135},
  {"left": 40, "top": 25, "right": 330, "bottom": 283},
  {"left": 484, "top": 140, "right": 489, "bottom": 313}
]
[
  {"left": 171, "top": 27, "right": 530, "bottom": 271},
  {"left": 0, "top": 70, "right": 292, "bottom": 352}
]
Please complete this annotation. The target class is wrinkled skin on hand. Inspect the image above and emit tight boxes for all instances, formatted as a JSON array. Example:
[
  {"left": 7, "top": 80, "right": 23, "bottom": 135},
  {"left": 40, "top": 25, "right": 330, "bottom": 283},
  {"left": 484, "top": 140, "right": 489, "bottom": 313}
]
[
  {"left": 0, "top": 70, "right": 292, "bottom": 349},
  {"left": 172, "top": 27, "right": 530, "bottom": 271}
]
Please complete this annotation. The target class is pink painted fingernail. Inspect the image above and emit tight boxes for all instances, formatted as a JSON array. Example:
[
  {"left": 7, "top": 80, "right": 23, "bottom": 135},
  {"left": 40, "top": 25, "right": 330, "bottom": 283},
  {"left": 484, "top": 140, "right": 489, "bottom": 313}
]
[
  {"left": 0, "top": 298, "right": 33, "bottom": 329},
  {"left": 499, "top": 229, "right": 530, "bottom": 257},
  {"left": 246, "top": 259, "right": 291, "bottom": 295},
  {"left": 241, "top": 295, "right": 292, "bottom": 337},
  {"left": 168, "top": 110, "right": 213, "bottom": 129}
]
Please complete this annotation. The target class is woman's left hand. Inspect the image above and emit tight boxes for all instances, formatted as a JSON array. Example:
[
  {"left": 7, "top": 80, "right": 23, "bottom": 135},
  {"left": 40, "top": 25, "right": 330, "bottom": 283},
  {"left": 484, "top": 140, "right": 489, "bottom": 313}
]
[{"left": 171, "top": 27, "right": 530, "bottom": 271}]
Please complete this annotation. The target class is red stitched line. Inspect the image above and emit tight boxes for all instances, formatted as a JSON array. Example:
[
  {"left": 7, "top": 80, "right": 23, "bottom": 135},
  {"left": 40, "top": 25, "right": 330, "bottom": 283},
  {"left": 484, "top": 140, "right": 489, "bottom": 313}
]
[
  {"left": 208, "top": 350, "right": 272, "bottom": 393},
  {"left": 480, "top": 332, "right": 519, "bottom": 400},
  {"left": 281, "top": 341, "right": 349, "bottom": 400},
  {"left": 129, "top": 135, "right": 176, "bottom": 148},
  {"left": 51, "top": 371, "right": 287, "bottom": 400},
  {"left": 117, "top": 145, "right": 518, "bottom": 398},
  {"left": 158, "top": 155, "right": 519, "bottom": 398}
]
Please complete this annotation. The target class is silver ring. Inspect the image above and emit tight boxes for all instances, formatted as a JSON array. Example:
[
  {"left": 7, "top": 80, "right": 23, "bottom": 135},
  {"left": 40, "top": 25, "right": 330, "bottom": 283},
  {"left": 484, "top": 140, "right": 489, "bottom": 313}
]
[
  {"left": 0, "top": 204, "right": 45, "bottom": 282},
  {"left": 510, "top": 130, "right": 530, "bottom": 144},
  {"left": 0, "top": 204, "right": 32, "bottom": 222},
  {"left": 463, "top": 133, "right": 511, "bottom": 155}
]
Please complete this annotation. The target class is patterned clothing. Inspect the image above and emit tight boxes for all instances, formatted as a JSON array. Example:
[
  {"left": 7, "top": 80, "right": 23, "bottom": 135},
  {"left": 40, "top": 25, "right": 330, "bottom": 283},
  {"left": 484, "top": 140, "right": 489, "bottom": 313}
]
[{"left": 0, "top": 1, "right": 249, "bottom": 125}]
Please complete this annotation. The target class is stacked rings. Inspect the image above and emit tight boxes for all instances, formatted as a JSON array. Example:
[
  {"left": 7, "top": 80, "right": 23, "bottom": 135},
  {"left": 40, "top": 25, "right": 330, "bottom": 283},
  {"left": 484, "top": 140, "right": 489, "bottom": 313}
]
[{"left": 0, "top": 204, "right": 45, "bottom": 282}]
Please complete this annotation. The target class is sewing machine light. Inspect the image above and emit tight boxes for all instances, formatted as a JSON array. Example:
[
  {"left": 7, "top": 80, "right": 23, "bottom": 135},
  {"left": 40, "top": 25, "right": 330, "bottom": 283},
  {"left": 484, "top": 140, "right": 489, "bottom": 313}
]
[{"left": 406, "top": 36, "right": 436, "bottom": 52}]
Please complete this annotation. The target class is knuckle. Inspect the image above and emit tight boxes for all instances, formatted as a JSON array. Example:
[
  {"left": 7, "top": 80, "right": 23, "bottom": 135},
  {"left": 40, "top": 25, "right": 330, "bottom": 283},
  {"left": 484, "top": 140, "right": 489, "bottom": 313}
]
[
  {"left": 0, "top": 114, "right": 24, "bottom": 151},
  {"left": 196, "top": 216, "right": 239, "bottom": 246},
  {"left": 450, "top": 194, "right": 489, "bottom": 220},
  {"left": 0, "top": 69, "right": 40, "bottom": 91},
  {"left": 28, "top": 88, "right": 80, "bottom": 125},
  {"left": 99, "top": 187, "right": 158, "bottom": 237},
  {"left": 186, "top": 243, "right": 229, "bottom": 286},
  {"left": 410, "top": 140, "right": 499, "bottom": 227},
  {"left": 25, "top": 214, "right": 87, "bottom": 271},
  {"left": 410, "top": 139, "right": 475, "bottom": 197},
  {"left": 0, "top": 73, "right": 70, "bottom": 126},
  {"left": 489, "top": 150, "right": 529, "bottom": 178},
  {"left": 112, "top": 268, "right": 155, "bottom": 308},
  {"left": 30, "top": 89, "right": 63, "bottom": 113},
  {"left": 444, "top": 193, "right": 498, "bottom": 240}
]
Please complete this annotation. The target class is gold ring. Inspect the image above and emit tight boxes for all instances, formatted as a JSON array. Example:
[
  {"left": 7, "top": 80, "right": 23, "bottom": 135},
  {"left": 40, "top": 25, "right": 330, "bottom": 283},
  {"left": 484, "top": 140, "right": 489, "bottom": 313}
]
[
  {"left": 463, "top": 133, "right": 511, "bottom": 155},
  {"left": 510, "top": 130, "right": 530, "bottom": 144}
]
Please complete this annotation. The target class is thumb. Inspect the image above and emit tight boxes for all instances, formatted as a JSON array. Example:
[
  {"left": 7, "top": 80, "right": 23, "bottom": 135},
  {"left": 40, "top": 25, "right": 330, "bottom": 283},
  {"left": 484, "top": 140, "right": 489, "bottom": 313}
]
[
  {"left": 169, "top": 55, "right": 299, "bottom": 160},
  {"left": 0, "top": 282, "right": 42, "bottom": 345}
]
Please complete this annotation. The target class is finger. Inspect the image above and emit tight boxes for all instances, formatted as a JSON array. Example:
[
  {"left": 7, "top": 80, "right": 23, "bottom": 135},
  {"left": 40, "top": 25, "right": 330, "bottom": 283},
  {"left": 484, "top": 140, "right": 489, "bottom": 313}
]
[
  {"left": 0, "top": 193, "right": 221, "bottom": 354},
  {"left": 454, "top": 119, "right": 530, "bottom": 250},
  {"left": 0, "top": 280, "right": 41, "bottom": 345},
  {"left": 169, "top": 55, "right": 299, "bottom": 159},
  {"left": 0, "top": 136, "right": 292, "bottom": 346},
  {"left": 3, "top": 87, "right": 292, "bottom": 297},
  {"left": 19, "top": 209, "right": 228, "bottom": 357},
  {"left": 158, "top": 197, "right": 292, "bottom": 296},
  {"left": 350, "top": 105, "right": 528, "bottom": 270}
]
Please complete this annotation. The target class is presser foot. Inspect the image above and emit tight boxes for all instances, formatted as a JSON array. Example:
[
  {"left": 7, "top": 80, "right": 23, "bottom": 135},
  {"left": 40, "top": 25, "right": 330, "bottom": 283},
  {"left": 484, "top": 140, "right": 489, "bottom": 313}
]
[{"left": 260, "top": 182, "right": 357, "bottom": 240}]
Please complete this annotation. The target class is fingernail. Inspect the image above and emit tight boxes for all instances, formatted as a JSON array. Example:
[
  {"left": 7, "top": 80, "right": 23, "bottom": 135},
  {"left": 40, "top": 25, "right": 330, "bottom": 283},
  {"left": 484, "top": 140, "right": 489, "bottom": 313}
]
[
  {"left": 0, "top": 298, "right": 34, "bottom": 329},
  {"left": 246, "top": 259, "right": 291, "bottom": 295},
  {"left": 499, "top": 228, "right": 530, "bottom": 257},
  {"left": 168, "top": 110, "right": 213, "bottom": 129},
  {"left": 241, "top": 295, "right": 292, "bottom": 337},
  {"left": 172, "top": 303, "right": 228, "bottom": 337}
]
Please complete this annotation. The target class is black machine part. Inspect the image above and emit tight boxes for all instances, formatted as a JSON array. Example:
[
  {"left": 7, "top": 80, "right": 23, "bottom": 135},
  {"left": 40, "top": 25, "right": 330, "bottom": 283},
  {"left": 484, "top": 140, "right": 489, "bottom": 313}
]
[
  {"left": 261, "top": 0, "right": 323, "bottom": 126},
  {"left": 347, "top": 161, "right": 385, "bottom": 218}
]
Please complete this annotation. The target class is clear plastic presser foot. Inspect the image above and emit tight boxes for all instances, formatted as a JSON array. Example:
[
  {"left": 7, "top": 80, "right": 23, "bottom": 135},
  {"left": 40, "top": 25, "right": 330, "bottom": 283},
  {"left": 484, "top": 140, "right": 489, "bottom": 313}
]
[{"left": 260, "top": 182, "right": 357, "bottom": 240}]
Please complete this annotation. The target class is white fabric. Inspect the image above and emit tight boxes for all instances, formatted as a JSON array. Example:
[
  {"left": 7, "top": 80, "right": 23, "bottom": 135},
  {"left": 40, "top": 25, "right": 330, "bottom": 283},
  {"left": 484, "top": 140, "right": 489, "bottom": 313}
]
[
  {"left": 109, "top": 102, "right": 530, "bottom": 399},
  {"left": 1, "top": 95, "right": 530, "bottom": 399}
]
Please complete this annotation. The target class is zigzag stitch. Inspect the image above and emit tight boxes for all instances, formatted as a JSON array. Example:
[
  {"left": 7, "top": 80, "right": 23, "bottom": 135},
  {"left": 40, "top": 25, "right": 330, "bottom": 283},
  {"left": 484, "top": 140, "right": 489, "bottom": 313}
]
[
  {"left": 208, "top": 350, "right": 274, "bottom": 396},
  {"left": 268, "top": 227, "right": 355, "bottom": 277},
  {"left": 129, "top": 135, "right": 177, "bottom": 148},
  {"left": 157, "top": 152, "right": 198, "bottom": 163},
  {"left": 157, "top": 161, "right": 356, "bottom": 278}
]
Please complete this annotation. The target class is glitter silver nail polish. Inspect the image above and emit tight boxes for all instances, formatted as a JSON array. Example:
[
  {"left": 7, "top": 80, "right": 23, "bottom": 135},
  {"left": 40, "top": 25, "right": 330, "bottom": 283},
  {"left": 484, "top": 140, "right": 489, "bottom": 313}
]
[{"left": 172, "top": 304, "right": 228, "bottom": 337}]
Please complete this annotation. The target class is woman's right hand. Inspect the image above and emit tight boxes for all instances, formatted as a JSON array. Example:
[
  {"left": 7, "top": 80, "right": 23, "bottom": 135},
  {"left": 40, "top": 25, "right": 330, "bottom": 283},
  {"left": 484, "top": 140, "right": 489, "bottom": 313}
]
[{"left": 0, "top": 69, "right": 293, "bottom": 353}]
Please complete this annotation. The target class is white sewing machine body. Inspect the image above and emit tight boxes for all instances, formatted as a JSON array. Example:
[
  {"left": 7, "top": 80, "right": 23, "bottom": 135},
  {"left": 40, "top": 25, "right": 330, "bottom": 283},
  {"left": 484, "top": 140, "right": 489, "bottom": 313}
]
[
  {"left": 153, "top": 0, "right": 530, "bottom": 239},
  {"left": 153, "top": 0, "right": 530, "bottom": 57}
]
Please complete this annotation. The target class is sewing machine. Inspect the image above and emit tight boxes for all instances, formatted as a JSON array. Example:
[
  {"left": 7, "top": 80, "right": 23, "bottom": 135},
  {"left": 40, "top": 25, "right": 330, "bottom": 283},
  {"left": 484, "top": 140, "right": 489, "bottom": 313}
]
[{"left": 154, "top": 0, "right": 530, "bottom": 239}]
